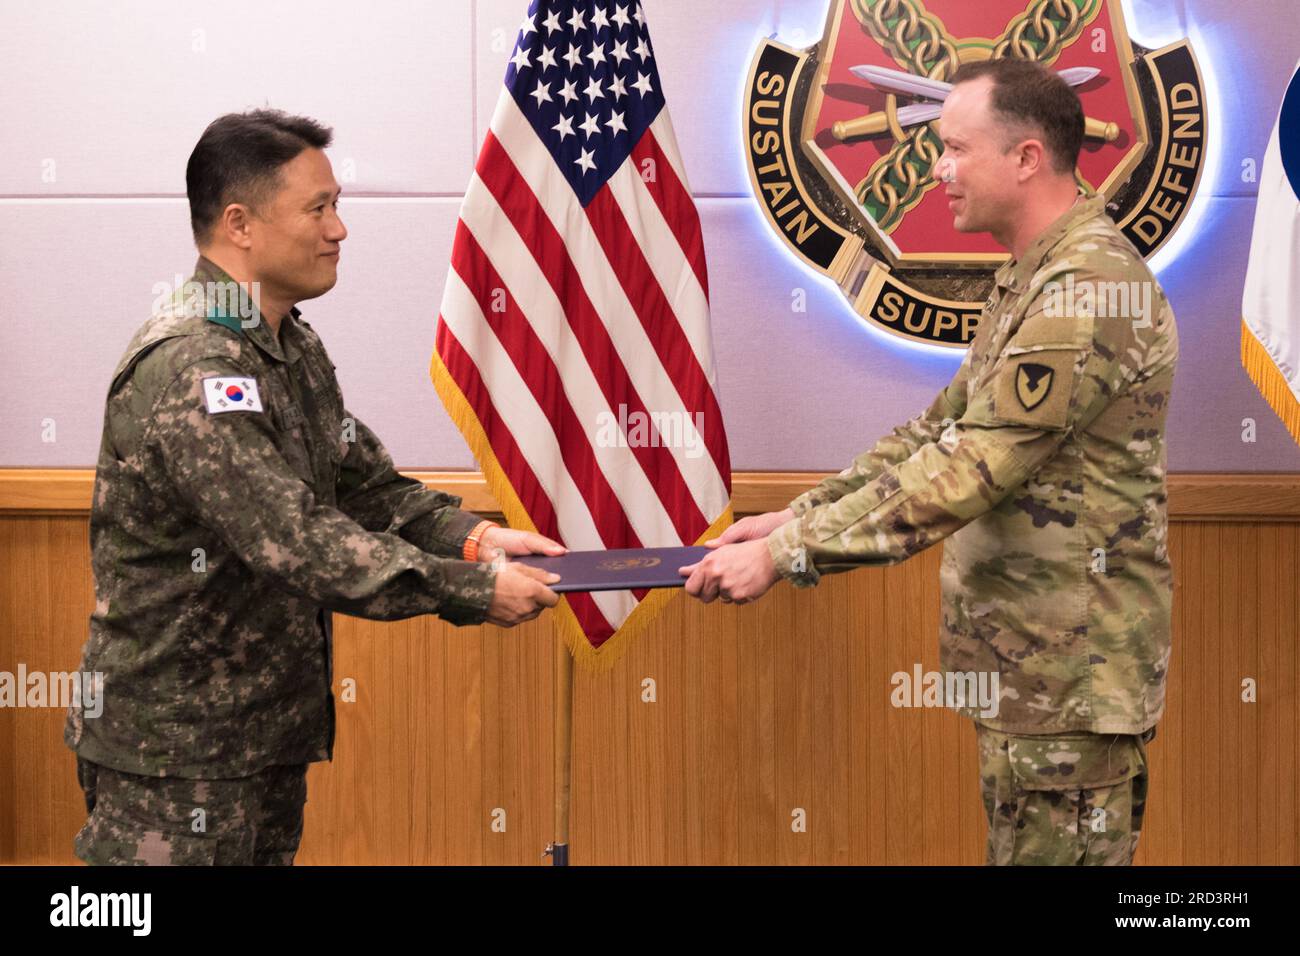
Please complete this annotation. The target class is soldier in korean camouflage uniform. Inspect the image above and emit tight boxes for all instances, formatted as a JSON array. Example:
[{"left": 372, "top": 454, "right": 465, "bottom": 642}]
[
  {"left": 66, "top": 109, "right": 564, "bottom": 865},
  {"left": 683, "top": 59, "right": 1174, "bottom": 865}
]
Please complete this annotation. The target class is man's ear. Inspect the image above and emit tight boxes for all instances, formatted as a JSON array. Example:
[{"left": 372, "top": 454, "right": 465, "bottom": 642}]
[
  {"left": 219, "top": 203, "right": 254, "bottom": 250},
  {"left": 1014, "top": 138, "right": 1048, "bottom": 182}
]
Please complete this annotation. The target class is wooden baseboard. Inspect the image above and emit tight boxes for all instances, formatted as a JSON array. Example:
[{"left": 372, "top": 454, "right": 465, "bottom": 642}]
[{"left": 1, "top": 468, "right": 1297, "bottom": 521}]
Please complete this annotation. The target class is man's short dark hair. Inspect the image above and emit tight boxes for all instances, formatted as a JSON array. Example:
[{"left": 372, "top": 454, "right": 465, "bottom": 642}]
[
  {"left": 185, "top": 108, "right": 333, "bottom": 245},
  {"left": 949, "top": 58, "right": 1084, "bottom": 175}
]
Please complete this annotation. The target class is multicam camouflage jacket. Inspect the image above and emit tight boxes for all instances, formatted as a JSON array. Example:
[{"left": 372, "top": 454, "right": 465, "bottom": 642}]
[
  {"left": 65, "top": 256, "right": 497, "bottom": 777},
  {"left": 768, "top": 195, "right": 1178, "bottom": 735}
]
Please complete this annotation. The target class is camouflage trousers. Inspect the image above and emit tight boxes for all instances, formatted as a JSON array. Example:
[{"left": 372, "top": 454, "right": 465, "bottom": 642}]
[
  {"left": 74, "top": 757, "right": 309, "bottom": 866},
  {"left": 975, "top": 723, "right": 1155, "bottom": 866}
]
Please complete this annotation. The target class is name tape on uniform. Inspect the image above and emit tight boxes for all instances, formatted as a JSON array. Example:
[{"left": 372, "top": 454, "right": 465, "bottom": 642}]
[{"left": 202, "top": 376, "right": 264, "bottom": 414}]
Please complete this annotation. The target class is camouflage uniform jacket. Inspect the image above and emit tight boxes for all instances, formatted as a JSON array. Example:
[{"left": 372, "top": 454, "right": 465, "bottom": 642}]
[
  {"left": 767, "top": 195, "right": 1178, "bottom": 735},
  {"left": 65, "top": 256, "right": 497, "bottom": 777}
]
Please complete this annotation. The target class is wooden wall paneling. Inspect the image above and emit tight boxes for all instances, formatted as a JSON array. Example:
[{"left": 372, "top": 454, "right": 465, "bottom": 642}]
[{"left": 1, "top": 471, "right": 1297, "bottom": 865}]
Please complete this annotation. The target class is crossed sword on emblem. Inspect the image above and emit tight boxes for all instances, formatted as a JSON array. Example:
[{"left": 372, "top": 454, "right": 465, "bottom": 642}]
[{"left": 833, "top": 64, "right": 1119, "bottom": 144}]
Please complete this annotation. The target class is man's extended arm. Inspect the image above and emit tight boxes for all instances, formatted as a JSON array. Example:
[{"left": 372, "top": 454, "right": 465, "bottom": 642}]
[
  {"left": 769, "top": 265, "right": 1155, "bottom": 587},
  {"left": 335, "top": 407, "right": 487, "bottom": 557},
  {"left": 148, "top": 357, "right": 496, "bottom": 624}
]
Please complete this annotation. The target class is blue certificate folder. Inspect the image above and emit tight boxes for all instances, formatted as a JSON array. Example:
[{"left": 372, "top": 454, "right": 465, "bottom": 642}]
[{"left": 512, "top": 546, "right": 712, "bottom": 592}]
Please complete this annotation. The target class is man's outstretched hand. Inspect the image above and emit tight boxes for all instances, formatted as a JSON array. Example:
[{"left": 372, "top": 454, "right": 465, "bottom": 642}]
[
  {"left": 679, "top": 537, "right": 781, "bottom": 605},
  {"left": 486, "top": 562, "right": 561, "bottom": 627},
  {"left": 478, "top": 527, "right": 566, "bottom": 627},
  {"left": 704, "top": 508, "right": 795, "bottom": 548},
  {"left": 479, "top": 526, "right": 567, "bottom": 560}
]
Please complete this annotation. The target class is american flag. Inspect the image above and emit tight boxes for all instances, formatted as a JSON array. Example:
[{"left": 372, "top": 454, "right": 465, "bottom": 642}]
[{"left": 431, "top": 1, "right": 733, "bottom": 664}]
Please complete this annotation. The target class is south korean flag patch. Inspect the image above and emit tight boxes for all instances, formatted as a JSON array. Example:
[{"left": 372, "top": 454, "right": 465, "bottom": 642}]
[{"left": 202, "top": 376, "right": 264, "bottom": 414}]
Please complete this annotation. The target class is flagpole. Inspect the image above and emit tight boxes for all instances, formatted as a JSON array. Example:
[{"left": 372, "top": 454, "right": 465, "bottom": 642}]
[{"left": 545, "top": 631, "right": 573, "bottom": 866}]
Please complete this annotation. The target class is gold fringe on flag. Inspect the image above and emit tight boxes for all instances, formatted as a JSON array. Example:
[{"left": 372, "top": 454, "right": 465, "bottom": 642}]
[
  {"left": 430, "top": 349, "right": 735, "bottom": 672},
  {"left": 1241, "top": 319, "right": 1300, "bottom": 448}
]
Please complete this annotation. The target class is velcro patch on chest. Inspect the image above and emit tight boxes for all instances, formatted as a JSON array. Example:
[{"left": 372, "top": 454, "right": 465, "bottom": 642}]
[
  {"left": 202, "top": 376, "right": 264, "bottom": 414},
  {"left": 992, "top": 349, "right": 1077, "bottom": 430}
]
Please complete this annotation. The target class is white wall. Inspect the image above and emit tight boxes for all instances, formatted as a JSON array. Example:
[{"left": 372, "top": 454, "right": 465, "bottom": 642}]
[{"left": 2, "top": 0, "right": 1298, "bottom": 471}]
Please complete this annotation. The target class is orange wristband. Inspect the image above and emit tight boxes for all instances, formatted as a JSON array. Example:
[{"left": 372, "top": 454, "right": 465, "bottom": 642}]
[{"left": 463, "top": 520, "right": 498, "bottom": 561}]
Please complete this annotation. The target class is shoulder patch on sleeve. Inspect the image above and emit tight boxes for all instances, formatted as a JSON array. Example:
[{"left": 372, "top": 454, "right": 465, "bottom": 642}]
[
  {"left": 991, "top": 348, "right": 1078, "bottom": 430},
  {"left": 202, "top": 375, "right": 264, "bottom": 414}
]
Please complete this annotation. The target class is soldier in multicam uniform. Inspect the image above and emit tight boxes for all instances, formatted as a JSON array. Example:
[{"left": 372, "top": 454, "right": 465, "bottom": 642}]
[
  {"left": 65, "top": 109, "right": 565, "bottom": 865},
  {"left": 683, "top": 59, "right": 1176, "bottom": 865}
]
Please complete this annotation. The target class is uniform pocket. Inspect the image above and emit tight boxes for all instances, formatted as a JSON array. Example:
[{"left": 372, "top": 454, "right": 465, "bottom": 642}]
[
  {"left": 1008, "top": 732, "right": 1144, "bottom": 792},
  {"left": 74, "top": 808, "right": 219, "bottom": 866},
  {"left": 1001, "top": 732, "right": 1147, "bottom": 864}
]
